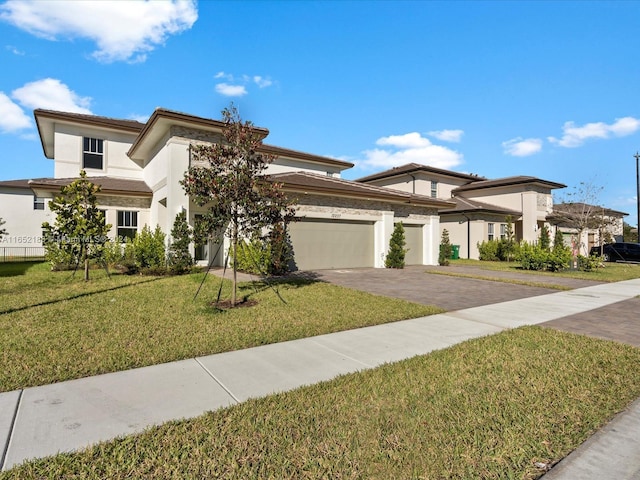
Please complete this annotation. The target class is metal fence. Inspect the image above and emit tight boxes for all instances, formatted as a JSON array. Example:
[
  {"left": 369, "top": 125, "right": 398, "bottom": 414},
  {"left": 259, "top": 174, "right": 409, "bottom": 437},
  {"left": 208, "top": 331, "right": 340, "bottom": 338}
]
[{"left": 0, "top": 247, "right": 46, "bottom": 263}]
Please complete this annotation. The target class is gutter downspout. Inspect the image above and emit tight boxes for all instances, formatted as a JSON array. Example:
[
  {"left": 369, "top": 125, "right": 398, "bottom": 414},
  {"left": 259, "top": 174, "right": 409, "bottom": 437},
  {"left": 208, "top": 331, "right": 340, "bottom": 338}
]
[
  {"left": 462, "top": 212, "right": 471, "bottom": 259},
  {"left": 408, "top": 174, "right": 416, "bottom": 194}
]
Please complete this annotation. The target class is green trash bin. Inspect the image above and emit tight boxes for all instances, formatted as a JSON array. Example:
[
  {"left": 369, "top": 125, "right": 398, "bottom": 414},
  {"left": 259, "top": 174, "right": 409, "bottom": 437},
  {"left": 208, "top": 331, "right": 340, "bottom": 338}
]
[{"left": 451, "top": 245, "right": 460, "bottom": 260}]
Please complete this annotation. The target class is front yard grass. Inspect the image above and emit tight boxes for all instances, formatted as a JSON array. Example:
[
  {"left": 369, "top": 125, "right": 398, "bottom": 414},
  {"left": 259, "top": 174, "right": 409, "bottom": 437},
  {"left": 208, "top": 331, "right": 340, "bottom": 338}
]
[
  {"left": 4, "top": 326, "right": 640, "bottom": 479},
  {"left": 450, "top": 258, "right": 640, "bottom": 282},
  {"left": 0, "top": 262, "right": 441, "bottom": 392}
]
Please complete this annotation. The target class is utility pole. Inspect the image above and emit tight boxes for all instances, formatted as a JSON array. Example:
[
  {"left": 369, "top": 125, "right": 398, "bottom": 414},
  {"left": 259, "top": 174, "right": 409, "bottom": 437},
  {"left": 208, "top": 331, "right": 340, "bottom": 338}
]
[{"left": 636, "top": 152, "right": 640, "bottom": 240}]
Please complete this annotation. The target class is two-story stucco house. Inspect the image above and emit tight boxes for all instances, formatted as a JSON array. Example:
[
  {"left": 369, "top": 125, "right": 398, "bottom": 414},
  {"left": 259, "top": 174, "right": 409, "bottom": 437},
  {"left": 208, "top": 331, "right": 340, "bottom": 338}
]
[
  {"left": 356, "top": 163, "right": 567, "bottom": 259},
  {"left": 0, "top": 109, "right": 454, "bottom": 269}
]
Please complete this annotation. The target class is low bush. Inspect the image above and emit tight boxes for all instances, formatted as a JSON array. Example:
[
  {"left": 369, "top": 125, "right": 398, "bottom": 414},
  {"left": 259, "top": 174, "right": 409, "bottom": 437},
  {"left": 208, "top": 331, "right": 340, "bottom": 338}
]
[{"left": 477, "top": 239, "right": 500, "bottom": 261}]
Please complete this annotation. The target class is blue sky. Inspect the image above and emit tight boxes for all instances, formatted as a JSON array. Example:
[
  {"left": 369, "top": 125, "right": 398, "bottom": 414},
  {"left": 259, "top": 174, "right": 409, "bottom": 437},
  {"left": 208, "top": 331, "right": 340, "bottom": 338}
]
[{"left": 1, "top": 0, "right": 639, "bottom": 227}]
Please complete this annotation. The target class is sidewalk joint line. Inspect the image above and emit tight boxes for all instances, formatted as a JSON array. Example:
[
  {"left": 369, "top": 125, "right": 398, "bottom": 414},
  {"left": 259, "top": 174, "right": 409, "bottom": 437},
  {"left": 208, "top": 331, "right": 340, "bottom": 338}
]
[
  {"left": 308, "top": 340, "right": 375, "bottom": 369},
  {"left": 194, "top": 358, "right": 241, "bottom": 404},
  {"left": 1, "top": 390, "right": 23, "bottom": 472}
]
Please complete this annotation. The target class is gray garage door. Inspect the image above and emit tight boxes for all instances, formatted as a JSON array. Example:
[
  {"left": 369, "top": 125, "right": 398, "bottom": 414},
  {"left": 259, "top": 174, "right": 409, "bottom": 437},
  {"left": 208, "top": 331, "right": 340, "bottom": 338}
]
[
  {"left": 288, "top": 218, "right": 375, "bottom": 270},
  {"left": 403, "top": 224, "right": 423, "bottom": 265}
]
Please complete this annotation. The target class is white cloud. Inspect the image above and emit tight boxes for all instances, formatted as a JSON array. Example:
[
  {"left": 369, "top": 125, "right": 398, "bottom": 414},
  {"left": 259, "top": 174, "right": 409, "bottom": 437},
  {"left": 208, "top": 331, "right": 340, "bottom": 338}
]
[
  {"left": 376, "top": 132, "right": 431, "bottom": 149},
  {"left": 215, "top": 83, "right": 248, "bottom": 97},
  {"left": 502, "top": 137, "right": 543, "bottom": 157},
  {"left": 213, "top": 72, "right": 274, "bottom": 96},
  {"left": 0, "top": 0, "right": 198, "bottom": 63},
  {"left": 427, "top": 129, "right": 464, "bottom": 143},
  {"left": 0, "top": 92, "right": 32, "bottom": 132},
  {"left": 359, "top": 132, "right": 463, "bottom": 170},
  {"left": 5, "top": 44, "right": 25, "bottom": 55},
  {"left": 548, "top": 116, "right": 640, "bottom": 148},
  {"left": 12, "top": 78, "right": 92, "bottom": 113},
  {"left": 253, "top": 75, "right": 272, "bottom": 88}
]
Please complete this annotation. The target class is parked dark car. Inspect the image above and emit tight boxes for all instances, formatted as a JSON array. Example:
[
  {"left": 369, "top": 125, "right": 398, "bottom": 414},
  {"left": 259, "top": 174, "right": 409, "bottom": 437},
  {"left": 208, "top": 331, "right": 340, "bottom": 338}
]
[{"left": 590, "top": 242, "right": 640, "bottom": 262}]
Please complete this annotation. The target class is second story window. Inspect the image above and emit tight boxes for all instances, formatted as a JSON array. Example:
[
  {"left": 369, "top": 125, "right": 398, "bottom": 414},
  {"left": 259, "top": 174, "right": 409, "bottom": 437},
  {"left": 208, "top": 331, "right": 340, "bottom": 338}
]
[
  {"left": 34, "top": 196, "right": 45, "bottom": 210},
  {"left": 83, "top": 137, "right": 104, "bottom": 170},
  {"left": 430, "top": 180, "right": 438, "bottom": 198}
]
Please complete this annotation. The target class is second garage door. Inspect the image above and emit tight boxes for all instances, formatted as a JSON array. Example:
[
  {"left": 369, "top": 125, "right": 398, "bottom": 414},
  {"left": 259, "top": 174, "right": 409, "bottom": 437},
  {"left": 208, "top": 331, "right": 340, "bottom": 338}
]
[
  {"left": 403, "top": 224, "right": 423, "bottom": 265},
  {"left": 288, "top": 218, "right": 375, "bottom": 270}
]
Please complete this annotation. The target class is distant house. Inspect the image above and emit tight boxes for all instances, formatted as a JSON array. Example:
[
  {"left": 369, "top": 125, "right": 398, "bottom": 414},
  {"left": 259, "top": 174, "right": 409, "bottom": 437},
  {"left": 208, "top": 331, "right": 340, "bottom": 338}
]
[
  {"left": 0, "top": 109, "right": 454, "bottom": 269},
  {"left": 356, "top": 163, "right": 566, "bottom": 259},
  {"left": 548, "top": 202, "right": 627, "bottom": 255}
]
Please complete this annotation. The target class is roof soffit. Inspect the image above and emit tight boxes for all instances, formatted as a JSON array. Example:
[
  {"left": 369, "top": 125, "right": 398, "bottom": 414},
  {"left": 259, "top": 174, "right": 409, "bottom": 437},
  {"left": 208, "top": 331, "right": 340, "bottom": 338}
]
[{"left": 34, "top": 109, "right": 144, "bottom": 159}]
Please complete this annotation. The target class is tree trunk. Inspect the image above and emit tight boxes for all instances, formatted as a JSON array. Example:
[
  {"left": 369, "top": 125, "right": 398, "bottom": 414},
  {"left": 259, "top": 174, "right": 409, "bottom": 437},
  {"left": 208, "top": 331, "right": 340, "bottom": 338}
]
[
  {"left": 83, "top": 247, "right": 89, "bottom": 282},
  {"left": 231, "top": 223, "right": 237, "bottom": 307}
]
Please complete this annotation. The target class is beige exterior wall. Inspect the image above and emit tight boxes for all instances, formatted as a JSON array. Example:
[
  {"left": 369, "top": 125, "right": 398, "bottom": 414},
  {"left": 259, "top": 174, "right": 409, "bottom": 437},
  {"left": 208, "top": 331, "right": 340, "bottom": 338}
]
[
  {"left": 53, "top": 124, "right": 141, "bottom": 179},
  {"left": 0, "top": 187, "right": 52, "bottom": 249},
  {"left": 364, "top": 172, "right": 471, "bottom": 199}
]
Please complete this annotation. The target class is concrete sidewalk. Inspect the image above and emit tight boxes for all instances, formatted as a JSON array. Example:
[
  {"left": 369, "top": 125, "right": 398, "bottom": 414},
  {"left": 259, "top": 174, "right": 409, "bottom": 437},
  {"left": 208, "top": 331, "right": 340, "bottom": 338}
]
[{"left": 1, "top": 279, "right": 639, "bottom": 475}]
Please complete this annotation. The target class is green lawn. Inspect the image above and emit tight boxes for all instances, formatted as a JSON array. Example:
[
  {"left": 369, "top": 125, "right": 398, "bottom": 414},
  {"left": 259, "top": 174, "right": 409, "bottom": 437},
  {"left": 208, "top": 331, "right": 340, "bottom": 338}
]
[
  {"left": 0, "top": 262, "right": 441, "bottom": 392},
  {"left": 449, "top": 258, "right": 640, "bottom": 282},
  {"left": 3, "top": 326, "right": 640, "bottom": 479}
]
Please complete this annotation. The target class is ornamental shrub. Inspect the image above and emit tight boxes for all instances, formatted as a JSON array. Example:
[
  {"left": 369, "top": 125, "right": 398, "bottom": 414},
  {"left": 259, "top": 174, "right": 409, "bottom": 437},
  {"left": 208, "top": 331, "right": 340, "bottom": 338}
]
[
  {"left": 268, "top": 222, "right": 294, "bottom": 276},
  {"left": 132, "top": 225, "right": 166, "bottom": 270},
  {"left": 439, "top": 229, "right": 453, "bottom": 266},
  {"left": 232, "top": 237, "right": 270, "bottom": 275},
  {"left": 385, "top": 222, "right": 407, "bottom": 268},
  {"left": 167, "top": 211, "right": 194, "bottom": 275},
  {"left": 477, "top": 240, "right": 500, "bottom": 261}
]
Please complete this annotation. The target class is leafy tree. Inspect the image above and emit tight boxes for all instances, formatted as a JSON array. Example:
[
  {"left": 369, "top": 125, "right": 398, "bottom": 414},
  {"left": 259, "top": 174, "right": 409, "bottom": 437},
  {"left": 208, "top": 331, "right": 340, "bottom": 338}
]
[
  {"left": 439, "top": 229, "right": 453, "bottom": 266},
  {"left": 181, "top": 104, "right": 296, "bottom": 306},
  {"left": 385, "top": 222, "right": 407, "bottom": 268},
  {"left": 42, "top": 170, "right": 111, "bottom": 281},
  {"left": 0, "top": 217, "right": 6, "bottom": 240},
  {"left": 167, "top": 211, "right": 194, "bottom": 274}
]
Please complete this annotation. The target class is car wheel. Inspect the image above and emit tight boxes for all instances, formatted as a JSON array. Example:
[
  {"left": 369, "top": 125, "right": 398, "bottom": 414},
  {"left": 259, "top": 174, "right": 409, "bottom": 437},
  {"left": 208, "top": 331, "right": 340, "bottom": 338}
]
[{"left": 603, "top": 253, "right": 611, "bottom": 262}]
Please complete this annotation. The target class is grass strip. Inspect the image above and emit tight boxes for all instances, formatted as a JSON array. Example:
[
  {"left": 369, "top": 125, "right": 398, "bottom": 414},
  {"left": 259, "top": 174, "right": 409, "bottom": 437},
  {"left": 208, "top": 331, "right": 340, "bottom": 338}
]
[
  {"left": 3, "top": 326, "right": 640, "bottom": 479},
  {"left": 425, "top": 269, "right": 572, "bottom": 290},
  {"left": 0, "top": 267, "right": 441, "bottom": 392},
  {"left": 450, "top": 258, "right": 640, "bottom": 282}
]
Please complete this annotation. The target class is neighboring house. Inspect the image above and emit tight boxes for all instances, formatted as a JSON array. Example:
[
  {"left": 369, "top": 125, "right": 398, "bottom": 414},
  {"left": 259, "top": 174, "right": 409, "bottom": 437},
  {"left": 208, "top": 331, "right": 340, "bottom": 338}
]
[
  {"left": 0, "top": 109, "right": 454, "bottom": 269},
  {"left": 548, "top": 202, "right": 627, "bottom": 255},
  {"left": 357, "top": 163, "right": 566, "bottom": 259}
]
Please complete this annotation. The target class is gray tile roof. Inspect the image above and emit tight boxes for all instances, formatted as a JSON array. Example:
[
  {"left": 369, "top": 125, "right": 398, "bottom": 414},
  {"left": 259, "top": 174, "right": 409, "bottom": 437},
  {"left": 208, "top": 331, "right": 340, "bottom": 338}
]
[
  {"left": 452, "top": 176, "right": 566, "bottom": 193},
  {"left": 355, "top": 163, "right": 485, "bottom": 183},
  {"left": 268, "top": 171, "right": 456, "bottom": 208},
  {"left": 28, "top": 177, "right": 152, "bottom": 196}
]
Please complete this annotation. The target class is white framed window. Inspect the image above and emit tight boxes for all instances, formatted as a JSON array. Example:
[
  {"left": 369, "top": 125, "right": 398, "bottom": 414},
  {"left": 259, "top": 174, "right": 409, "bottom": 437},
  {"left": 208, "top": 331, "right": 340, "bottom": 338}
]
[
  {"left": 83, "top": 137, "right": 104, "bottom": 170},
  {"left": 488, "top": 223, "right": 495, "bottom": 241},
  {"left": 34, "top": 196, "right": 45, "bottom": 210},
  {"left": 430, "top": 180, "right": 438, "bottom": 198},
  {"left": 500, "top": 223, "right": 506, "bottom": 240},
  {"left": 117, "top": 210, "right": 138, "bottom": 241}
]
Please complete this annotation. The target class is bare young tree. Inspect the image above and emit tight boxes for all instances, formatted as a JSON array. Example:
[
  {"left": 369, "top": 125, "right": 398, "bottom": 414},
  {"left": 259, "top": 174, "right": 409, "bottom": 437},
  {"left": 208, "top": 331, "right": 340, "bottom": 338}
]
[{"left": 550, "top": 181, "right": 618, "bottom": 256}]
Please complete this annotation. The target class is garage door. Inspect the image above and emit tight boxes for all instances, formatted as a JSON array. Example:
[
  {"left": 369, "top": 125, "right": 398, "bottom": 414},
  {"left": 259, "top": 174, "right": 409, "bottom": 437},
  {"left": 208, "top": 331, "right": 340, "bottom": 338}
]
[
  {"left": 288, "top": 218, "right": 375, "bottom": 270},
  {"left": 403, "top": 224, "right": 423, "bottom": 265}
]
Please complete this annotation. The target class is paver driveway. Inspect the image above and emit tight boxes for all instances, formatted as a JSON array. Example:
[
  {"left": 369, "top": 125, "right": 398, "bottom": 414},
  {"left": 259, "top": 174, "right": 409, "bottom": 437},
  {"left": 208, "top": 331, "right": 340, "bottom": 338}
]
[{"left": 313, "top": 265, "right": 640, "bottom": 347}]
